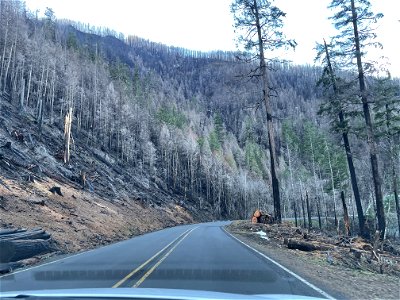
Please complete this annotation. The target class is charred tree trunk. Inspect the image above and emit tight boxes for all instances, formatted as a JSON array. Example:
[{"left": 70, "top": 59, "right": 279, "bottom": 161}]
[
  {"left": 306, "top": 191, "right": 312, "bottom": 229},
  {"left": 301, "top": 195, "right": 306, "bottom": 228},
  {"left": 341, "top": 191, "right": 351, "bottom": 236},
  {"left": 394, "top": 169, "right": 400, "bottom": 238},
  {"left": 316, "top": 198, "right": 322, "bottom": 230}
]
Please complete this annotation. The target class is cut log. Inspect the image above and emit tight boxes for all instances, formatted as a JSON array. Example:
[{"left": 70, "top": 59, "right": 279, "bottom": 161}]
[
  {"left": 251, "top": 216, "right": 258, "bottom": 224},
  {"left": 0, "top": 229, "right": 50, "bottom": 241},
  {"left": 253, "top": 209, "right": 261, "bottom": 218},
  {"left": 0, "top": 228, "right": 27, "bottom": 236},
  {"left": 25, "top": 199, "right": 45, "bottom": 206},
  {"left": 0, "top": 262, "right": 22, "bottom": 274},
  {"left": 0, "top": 239, "right": 52, "bottom": 263},
  {"left": 259, "top": 213, "right": 274, "bottom": 224},
  {"left": 286, "top": 239, "right": 331, "bottom": 252}
]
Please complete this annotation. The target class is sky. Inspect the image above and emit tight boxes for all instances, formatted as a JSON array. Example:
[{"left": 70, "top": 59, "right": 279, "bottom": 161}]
[{"left": 25, "top": 0, "right": 400, "bottom": 76}]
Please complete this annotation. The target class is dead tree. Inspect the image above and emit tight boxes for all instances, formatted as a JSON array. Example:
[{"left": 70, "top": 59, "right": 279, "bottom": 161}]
[
  {"left": 341, "top": 191, "right": 351, "bottom": 236},
  {"left": 64, "top": 107, "right": 72, "bottom": 164}
]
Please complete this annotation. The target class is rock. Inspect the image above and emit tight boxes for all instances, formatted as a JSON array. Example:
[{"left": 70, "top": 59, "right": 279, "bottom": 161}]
[{"left": 49, "top": 186, "right": 63, "bottom": 196}]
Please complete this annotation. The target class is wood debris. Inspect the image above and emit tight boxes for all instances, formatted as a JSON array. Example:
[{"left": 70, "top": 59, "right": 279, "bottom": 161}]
[
  {"left": 0, "top": 228, "right": 54, "bottom": 274},
  {"left": 228, "top": 221, "right": 400, "bottom": 276}
]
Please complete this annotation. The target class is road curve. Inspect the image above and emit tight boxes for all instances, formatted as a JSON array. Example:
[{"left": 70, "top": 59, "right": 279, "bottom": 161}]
[{"left": 0, "top": 222, "right": 330, "bottom": 298}]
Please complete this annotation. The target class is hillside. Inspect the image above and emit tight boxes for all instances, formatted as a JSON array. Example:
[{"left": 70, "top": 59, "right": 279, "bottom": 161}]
[
  {"left": 0, "top": 97, "right": 210, "bottom": 256},
  {"left": 0, "top": 0, "right": 399, "bottom": 268}
]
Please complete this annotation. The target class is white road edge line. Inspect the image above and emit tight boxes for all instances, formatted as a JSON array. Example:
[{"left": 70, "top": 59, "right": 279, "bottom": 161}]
[
  {"left": 222, "top": 227, "right": 336, "bottom": 300},
  {"left": 0, "top": 227, "right": 193, "bottom": 279}
]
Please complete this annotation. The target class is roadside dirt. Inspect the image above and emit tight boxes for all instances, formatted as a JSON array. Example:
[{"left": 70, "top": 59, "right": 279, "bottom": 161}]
[
  {"left": 226, "top": 221, "right": 400, "bottom": 300},
  {"left": 0, "top": 177, "right": 195, "bottom": 258}
]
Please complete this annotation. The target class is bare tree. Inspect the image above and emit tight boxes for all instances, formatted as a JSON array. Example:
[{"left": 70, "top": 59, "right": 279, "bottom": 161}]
[{"left": 64, "top": 107, "right": 72, "bottom": 164}]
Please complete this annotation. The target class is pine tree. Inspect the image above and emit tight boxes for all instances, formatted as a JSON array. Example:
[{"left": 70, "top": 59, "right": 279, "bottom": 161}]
[
  {"left": 231, "top": 0, "right": 296, "bottom": 222},
  {"left": 316, "top": 39, "right": 369, "bottom": 238},
  {"left": 373, "top": 75, "right": 400, "bottom": 237},
  {"left": 328, "top": 0, "right": 386, "bottom": 239}
]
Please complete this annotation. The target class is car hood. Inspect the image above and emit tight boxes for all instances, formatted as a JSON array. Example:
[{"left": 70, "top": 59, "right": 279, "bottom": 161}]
[{"left": 0, "top": 288, "right": 325, "bottom": 300}]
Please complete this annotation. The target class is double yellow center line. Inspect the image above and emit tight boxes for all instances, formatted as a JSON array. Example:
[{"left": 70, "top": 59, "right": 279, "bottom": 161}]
[{"left": 113, "top": 227, "right": 196, "bottom": 288}]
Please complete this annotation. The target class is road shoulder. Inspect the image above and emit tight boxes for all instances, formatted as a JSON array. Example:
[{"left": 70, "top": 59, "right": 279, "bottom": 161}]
[{"left": 225, "top": 222, "right": 400, "bottom": 300}]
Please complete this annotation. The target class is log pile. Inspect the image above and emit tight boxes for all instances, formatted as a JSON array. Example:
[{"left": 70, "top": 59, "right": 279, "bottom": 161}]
[
  {"left": 0, "top": 228, "right": 53, "bottom": 273},
  {"left": 251, "top": 209, "right": 274, "bottom": 224}
]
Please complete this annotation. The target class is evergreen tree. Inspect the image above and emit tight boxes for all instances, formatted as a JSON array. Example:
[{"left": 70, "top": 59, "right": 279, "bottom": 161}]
[
  {"left": 372, "top": 75, "right": 400, "bottom": 237},
  {"left": 328, "top": 0, "right": 386, "bottom": 239},
  {"left": 231, "top": 0, "right": 295, "bottom": 222},
  {"left": 316, "top": 39, "right": 369, "bottom": 238}
]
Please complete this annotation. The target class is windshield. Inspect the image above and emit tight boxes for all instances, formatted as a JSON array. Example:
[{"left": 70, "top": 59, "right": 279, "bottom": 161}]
[{"left": 0, "top": 1, "right": 399, "bottom": 300}]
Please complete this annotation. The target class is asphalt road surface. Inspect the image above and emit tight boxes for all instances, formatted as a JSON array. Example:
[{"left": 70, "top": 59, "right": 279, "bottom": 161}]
[{"left": 0, "top": 222, "right": 331, "bottom": 298}]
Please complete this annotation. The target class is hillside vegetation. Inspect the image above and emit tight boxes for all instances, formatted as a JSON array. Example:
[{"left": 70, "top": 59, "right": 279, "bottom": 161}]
[{"left": 0, "top": 0, "right": 399, "bottom": 246}]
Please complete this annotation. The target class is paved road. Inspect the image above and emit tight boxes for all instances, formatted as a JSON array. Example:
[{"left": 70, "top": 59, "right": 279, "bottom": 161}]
[{"left": 0, "top": 222, "right": 330, "bottom": 298}]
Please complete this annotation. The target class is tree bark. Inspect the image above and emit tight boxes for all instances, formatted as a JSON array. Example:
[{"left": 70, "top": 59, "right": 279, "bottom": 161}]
[{"left": 350, "top": 0, "right": 385, "bottom": 240}]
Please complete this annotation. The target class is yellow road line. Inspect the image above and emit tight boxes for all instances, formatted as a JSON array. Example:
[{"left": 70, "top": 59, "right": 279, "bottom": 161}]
[
  {"left": 132, "top": 227, "right": 196, "bottom": 288},
  {"left": 112, "top": 229, "right": 192, "bottom": 288}
]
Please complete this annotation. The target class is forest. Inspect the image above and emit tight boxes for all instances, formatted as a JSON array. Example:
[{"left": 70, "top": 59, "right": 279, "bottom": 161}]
[{"left": 0, "top": 0, "right": 399, "bottom": 240}]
